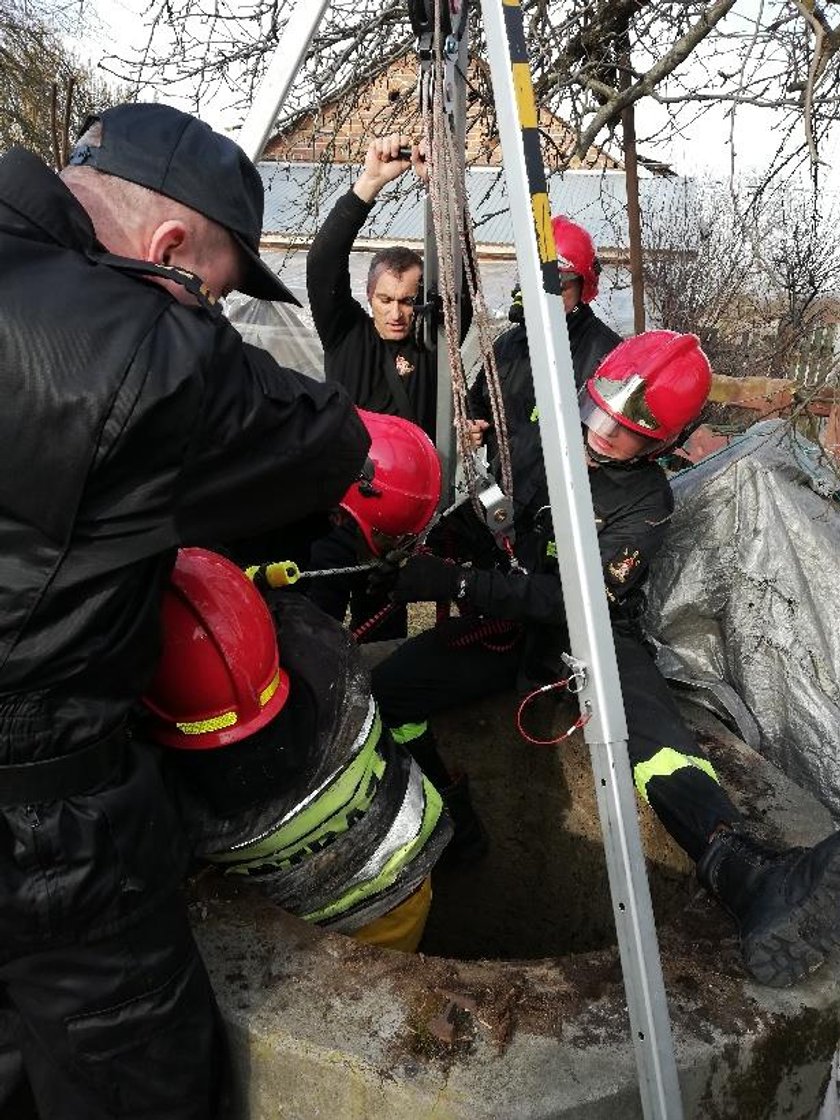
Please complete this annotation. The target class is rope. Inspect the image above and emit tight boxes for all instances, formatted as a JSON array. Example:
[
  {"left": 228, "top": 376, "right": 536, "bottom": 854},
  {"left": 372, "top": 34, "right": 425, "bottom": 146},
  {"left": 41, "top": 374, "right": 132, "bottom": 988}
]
[
  {"left": 444, "top": 615, "right": 522, "bottom": 652},
  {"left": 516, "top": 680, "right": 592, "bottom": 746},
  {"left": 351, "top": 603, "right": 399, "bottom": 643},
  {"left": 421, "top": 0, "right": 513, "bottom": 516}
]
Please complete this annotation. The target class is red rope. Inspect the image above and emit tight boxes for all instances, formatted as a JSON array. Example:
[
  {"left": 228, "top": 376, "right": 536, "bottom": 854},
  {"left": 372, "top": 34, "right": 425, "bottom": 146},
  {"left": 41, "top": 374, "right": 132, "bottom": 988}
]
[
  {"left": 351, "top": 603, "right": 398, "bottom": 642},
  {"left": 516, "top": 680, "right": 592, "bottom": 746},
  {"left": 444, "top": 616, "right": 522, "bottom": 651}
]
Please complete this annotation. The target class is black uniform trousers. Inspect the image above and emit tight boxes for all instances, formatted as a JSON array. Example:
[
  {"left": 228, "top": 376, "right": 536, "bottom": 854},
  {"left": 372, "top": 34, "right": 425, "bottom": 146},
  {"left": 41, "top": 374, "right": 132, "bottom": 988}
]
[
  {"left": 372, "top": 616, "right": 741, "bottom": 861},
  {"left": 0, "top": 742, "right": 227, "bottom": 1120}
]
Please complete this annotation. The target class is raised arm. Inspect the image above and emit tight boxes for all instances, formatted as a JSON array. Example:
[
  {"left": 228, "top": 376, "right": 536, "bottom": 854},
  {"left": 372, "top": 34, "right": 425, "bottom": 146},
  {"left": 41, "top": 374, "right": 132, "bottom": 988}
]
[{"left": 306, "top": 133, "right": 423, "bottom": 352}]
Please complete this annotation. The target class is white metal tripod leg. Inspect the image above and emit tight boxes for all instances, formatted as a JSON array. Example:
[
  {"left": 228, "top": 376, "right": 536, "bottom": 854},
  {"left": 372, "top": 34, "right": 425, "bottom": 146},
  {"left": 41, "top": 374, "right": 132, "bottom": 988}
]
[
  {"left": 481, "top": 2, "right": 684, "bottom": 1116},
  {"left": 237, "top": 0, "right": 331, "bottom": 163}
]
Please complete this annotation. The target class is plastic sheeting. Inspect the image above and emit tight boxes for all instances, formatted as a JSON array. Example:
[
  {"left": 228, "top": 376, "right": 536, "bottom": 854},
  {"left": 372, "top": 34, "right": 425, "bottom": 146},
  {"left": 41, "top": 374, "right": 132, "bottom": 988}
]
[
  {"left": 226, "top": 292, "right": 325, "bottom": 381},
  {"left": 644, "top": 420, "right": 840, "bottom": 819}
]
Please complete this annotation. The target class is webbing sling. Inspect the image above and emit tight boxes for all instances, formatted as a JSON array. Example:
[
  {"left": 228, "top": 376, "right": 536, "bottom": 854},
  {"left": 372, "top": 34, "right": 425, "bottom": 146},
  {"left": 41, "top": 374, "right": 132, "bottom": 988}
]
[
  {"left": 209, "top": 700, "right": 383, "bottom": 871},
  {"left": 301, "top": 770, "right": 443, "bottom": 925}
]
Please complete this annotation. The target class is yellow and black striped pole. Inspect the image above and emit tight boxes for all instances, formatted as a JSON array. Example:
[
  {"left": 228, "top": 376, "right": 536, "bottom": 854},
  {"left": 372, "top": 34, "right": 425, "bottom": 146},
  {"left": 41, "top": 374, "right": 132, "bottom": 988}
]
[
  {"left": 482, "top": 3, "right": 685, "bottom": 1117},
  {"left": 501, "top": 0, "right": 561, "bottom": 298}
]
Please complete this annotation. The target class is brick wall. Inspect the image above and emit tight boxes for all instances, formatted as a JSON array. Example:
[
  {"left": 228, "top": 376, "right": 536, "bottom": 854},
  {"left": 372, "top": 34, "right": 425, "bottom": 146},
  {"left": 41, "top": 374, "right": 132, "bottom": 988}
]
[{"left": 265, "top": 54, "right": 617, "bottom": 170}]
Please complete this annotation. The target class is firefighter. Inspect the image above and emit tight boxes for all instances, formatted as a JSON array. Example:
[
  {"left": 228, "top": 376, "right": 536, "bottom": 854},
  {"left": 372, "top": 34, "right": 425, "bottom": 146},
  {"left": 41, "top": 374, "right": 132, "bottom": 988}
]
[
  {"left": 306, "top": 132, "right": 434, "bottom": 438},
  {"left": 303, "top": 132, "right": 473, "bottom": 640},
  {"left": 142, "top": 547, "right": 452, "bottom": 953},
  {"left": 466, "top": 214, "right": 622, "bottom": 459},
  {"left": 372, "top": 331, "right": 840, "bottom": 989},
  {"left": 313, "top": 407, "right": 442, "bottom": 617},
  {"left": 0, "top": 102, "right": 368, "bottom": 1119},
  {"left": 143, "top": 410, "right": 447, "bottom": 951}
]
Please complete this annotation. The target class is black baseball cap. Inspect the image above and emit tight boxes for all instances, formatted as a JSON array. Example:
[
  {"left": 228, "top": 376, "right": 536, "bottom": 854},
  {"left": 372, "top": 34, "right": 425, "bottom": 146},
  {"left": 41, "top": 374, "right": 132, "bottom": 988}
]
[{"left": 68, "top": 103, "right": 299, "bottom": 305}]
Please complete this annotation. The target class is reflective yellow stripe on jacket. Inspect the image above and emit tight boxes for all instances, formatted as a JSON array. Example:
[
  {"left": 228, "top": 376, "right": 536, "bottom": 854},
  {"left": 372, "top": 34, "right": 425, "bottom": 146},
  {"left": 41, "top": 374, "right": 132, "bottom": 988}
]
[
  {"left": 205, "top": 698, "right": 444, "bottom": 930},
  {"left": 301, "top": 770, "right": 442, "bottom": 925}
]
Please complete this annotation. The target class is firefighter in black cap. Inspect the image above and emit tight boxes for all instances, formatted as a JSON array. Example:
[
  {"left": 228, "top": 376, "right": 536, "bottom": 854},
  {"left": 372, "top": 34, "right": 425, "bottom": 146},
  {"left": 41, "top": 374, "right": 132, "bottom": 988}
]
[{"left": 0, "top": 103, "right": 368, "bottom": 1118}]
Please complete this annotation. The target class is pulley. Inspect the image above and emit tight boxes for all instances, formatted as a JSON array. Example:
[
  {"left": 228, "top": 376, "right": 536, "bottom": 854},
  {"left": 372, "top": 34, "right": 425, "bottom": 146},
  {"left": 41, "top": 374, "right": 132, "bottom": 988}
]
[{"left": 407, "top": 0, "right": 470, "bottom": 43}]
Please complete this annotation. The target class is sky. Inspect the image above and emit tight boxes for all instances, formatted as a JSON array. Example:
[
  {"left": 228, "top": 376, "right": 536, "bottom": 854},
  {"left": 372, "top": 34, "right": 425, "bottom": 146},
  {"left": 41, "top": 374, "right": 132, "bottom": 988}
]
[
  {"left": 76, "top": 0, "right": 232, "bottom": 133},
  {"left": 76, "top": 0, "right": 839, "bottom": 192}
]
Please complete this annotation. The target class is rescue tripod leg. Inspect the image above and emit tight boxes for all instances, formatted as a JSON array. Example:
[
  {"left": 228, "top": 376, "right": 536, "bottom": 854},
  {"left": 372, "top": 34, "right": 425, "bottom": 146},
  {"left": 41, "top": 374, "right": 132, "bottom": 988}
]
[
  {"left": 236, "top": 0, "right": 332, "bottom": 163},
  {"left": 234, "top": 0, "right": 683, "bottom": 1112},
  {"left": 481, "top": 1, "right": 684, "bottom": 1116}
]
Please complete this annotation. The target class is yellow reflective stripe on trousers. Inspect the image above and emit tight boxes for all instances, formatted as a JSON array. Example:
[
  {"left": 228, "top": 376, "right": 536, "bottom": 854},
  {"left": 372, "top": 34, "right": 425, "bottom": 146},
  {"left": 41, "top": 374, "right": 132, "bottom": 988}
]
[
  {"left": 391, "top": 720, "right": 428, "bottom": 745},
  {"left": 633, "top": 747, "right": 719, "bottom": 804},
  {"left": 209, "top": 707, "right": 383, "bottom": 870},
  {"left": 300, "top": 775, "right": 443, "bottom": 925}
]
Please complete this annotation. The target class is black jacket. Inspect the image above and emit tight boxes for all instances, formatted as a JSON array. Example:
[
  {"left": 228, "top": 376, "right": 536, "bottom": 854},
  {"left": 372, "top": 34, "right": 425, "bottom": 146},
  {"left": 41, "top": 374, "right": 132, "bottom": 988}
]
[
  {"left": 468, "top": 302, "right": 622, "bottom": 513},
  {"left": 469, "top": 303, "right": 621, "bottom": 420},
  {"left": 307, "top": 190, "right": 439, "bottom": 437},
  {"left": 466, "top": 459, "right": 674, "bottom": 619},
  {"left": 448, "top": 306, "right": 669, "bottom": 680},
  {"left": 453, "top": 456, "right": 674, "bottom": 686},
  {"left": 0, "top": 148, "right": 369, "bottom": 762}
]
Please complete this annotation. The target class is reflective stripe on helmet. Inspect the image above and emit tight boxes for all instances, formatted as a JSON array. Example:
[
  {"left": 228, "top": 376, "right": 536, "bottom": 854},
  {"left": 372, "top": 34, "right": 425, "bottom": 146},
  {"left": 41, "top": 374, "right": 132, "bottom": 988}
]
[
  {"left": 175, "top": 710, "right": 238, "bottom": 737},
  {"left": 633, "top": 746, "right": 719, "bottom": 804},
  {"left": 175, "top": 669, "right": 283, "bottom": 738}
]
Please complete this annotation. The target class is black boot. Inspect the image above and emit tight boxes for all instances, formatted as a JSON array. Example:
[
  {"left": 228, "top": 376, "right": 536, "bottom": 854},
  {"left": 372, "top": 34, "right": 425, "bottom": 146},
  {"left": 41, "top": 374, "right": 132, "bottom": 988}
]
[
  {"left": 697, "top": 828, "right": 840, "bottom": 987},
  {"left": 439, "top": 774, "right": 489, "bottom": 866}
]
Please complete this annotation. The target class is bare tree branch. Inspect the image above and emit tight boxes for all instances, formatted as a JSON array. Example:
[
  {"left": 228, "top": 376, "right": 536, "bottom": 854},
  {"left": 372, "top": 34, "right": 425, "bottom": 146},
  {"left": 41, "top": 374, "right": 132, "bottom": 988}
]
[
  {"left": 98, "top": 0, "right": 840, "bottom": 195},
  {"left": 572, "top": 0, "right": 738, "bottom": 157}
]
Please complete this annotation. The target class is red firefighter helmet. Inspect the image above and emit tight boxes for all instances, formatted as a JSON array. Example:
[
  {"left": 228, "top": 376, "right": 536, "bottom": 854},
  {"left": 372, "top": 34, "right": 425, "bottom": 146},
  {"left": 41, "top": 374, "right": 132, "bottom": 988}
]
[
  {"left": 582, "top": 330, "right": 712, "bottom": 449},
  {"left": 339, "top": 409, "right": 442, "bottom": 556},
  {"left": 551, "top": 215, "right": 602, "bottom": 304},
  {"left": 143, "top": 548, "right": 290, "bottom": 750}
]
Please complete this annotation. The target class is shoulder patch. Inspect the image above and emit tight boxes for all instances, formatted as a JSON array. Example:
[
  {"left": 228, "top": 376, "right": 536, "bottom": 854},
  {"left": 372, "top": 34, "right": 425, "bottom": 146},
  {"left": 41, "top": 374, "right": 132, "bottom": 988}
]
[{"left": 607, "top": 548, "right": 641, "bottom": 585}]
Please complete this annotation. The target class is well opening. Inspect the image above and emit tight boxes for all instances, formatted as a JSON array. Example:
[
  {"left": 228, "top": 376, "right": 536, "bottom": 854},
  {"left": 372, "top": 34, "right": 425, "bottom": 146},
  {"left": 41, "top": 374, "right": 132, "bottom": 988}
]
[{"left": 417, "top": 691, "right": 694, "bottom": 961}]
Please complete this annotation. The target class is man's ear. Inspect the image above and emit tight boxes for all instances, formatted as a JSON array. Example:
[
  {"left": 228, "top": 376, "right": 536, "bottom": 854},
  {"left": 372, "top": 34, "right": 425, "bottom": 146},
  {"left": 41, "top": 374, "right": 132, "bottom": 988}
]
[{"left": 146, "top": 219, "right": 188, "bottom": 266}]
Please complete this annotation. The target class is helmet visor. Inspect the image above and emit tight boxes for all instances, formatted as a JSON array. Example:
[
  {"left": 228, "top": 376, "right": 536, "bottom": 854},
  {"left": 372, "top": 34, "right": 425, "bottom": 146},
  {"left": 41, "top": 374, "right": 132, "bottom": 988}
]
[
  {"left": 589, "top": 373, "right": 660, "bottom": 432},
  {"left": 579, "top": 392, "right": 662, "bottom": 460}
]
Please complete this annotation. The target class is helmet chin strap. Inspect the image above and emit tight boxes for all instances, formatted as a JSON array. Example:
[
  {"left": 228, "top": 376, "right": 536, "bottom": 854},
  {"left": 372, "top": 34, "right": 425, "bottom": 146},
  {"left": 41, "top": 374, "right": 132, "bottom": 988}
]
[
  {"left": 584, "top": 432, "right": 664, "bottom": 468},
  {"left": 585, "top": 443, "right": 617, "bottom": 466}
]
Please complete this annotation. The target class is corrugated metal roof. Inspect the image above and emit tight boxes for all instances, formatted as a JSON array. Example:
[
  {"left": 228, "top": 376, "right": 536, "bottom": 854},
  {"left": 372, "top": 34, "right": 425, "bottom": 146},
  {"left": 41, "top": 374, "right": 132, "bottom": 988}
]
[{"left": 258, "top": 161, "right": 689, "bottom": 251}]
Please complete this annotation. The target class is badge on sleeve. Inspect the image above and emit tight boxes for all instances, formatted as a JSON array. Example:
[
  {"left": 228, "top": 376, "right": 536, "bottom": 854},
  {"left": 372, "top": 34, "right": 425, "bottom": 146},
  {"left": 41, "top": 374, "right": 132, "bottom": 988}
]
[{"left": 607, "top": 548, "right": 641, "bottom": 585}]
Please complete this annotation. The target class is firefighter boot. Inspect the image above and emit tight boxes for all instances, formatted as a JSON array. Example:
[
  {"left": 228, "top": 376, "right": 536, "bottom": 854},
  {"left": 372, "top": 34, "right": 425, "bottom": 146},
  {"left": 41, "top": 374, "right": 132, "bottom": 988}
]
[
  {"left": 439, "top": 775, "right": 489, "bottom": 866},
  {"left": 696, "top": 827, "right": 840, "bottom": 988}
]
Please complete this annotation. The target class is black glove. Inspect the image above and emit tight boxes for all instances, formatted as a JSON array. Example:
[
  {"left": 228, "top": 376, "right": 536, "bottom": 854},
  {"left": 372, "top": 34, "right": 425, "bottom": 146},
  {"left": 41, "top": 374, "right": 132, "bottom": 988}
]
[
  {"left": 366, "top": 540, "right": 416, "bottom": 596},
  {"left": 391, "top": 553, "right": 464, "bottom": 604}
]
